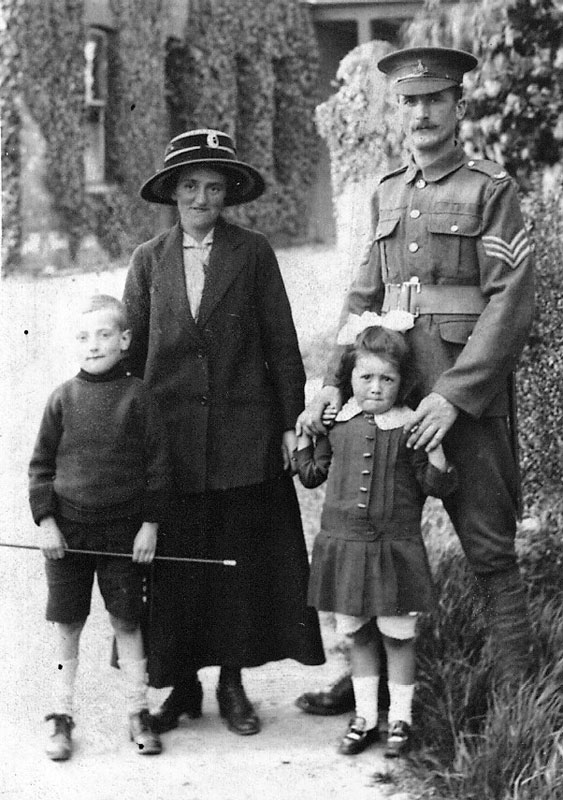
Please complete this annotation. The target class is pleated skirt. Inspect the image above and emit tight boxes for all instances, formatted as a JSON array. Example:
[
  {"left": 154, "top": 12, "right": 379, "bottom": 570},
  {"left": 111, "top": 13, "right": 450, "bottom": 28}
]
[{"left": 307, "top": 527, "right": 436, "bottom": 619}]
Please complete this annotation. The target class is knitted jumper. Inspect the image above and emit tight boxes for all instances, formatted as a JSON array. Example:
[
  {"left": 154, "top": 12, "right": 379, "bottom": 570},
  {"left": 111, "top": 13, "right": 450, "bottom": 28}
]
[{"left": 29, "top": 362, "right": 169, "bottom": 525}]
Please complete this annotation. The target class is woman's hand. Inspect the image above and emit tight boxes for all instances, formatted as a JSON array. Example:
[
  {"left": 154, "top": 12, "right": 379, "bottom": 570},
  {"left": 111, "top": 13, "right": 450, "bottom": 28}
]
[{"left": 132, "top": 522, "right": 158, "bottom": 563}]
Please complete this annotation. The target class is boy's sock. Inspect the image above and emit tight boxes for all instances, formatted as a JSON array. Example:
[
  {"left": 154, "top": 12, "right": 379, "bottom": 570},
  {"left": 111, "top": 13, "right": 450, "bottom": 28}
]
[
  {"left": 53, "top": 657, "right": 78, "bottom": 717},
  {"left": 351, "top": 675, "right": 379, "bottom": 730},
  {"left": 387, "top": 682, "right": 415, "bottom": 725},
  {"left": 119, "top": 657, "right": 149, "bottom": 715}
]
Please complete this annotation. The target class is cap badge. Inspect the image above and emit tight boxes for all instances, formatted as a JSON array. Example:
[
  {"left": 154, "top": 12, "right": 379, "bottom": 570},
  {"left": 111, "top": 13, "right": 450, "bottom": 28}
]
[
  {"left": 206, "top": 132, "right": 219, "bottom": 148},
  {"left": 414, "top": 60, "right": 429, "bottom": 77}
]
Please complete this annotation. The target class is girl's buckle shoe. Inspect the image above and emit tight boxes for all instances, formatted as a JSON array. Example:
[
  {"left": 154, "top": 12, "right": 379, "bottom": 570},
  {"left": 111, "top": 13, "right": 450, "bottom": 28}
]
[
  {"left": 45, "top": 713, "right": 74, "bottom": 761},
  {"left": 384, "top": 719, "right": 411, "bottom": 758},
  {"left": 338, "top": 716, "right": 380, "bottom": 755}
]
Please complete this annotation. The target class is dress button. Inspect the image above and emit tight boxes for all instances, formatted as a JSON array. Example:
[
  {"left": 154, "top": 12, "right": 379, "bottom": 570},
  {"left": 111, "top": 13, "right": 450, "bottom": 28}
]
[
  {"left": 410, "top": 209, "right": 421, "bottom": 219},
  {"left": 199, "top": 395, "right": 208, "bottom": 406},
  {"left": 365, "top": 435, "right": 374, "bottom": 440},
  {"left": 363, "top": 452, "right": 372, "bottom": 458},
  {"left": 357, "top": 503, "right": 367, "bottom": 509},
  {"left": 468, "top": 160, "right": 475, "bottom": 167},
  {"left": 450, "top": 224, "right": 459, "bottom": 232},
  {"left": 360, "top": 487, "right": 368, "bottom": 493},
  {"left": 408, "top": 242, "right": 419, "bottom": 253},
  {"left": 415, "top": 178, "right": 426, "bottom": 189},
  {"left": 361, "top": 470, "right": 370, "bottom": 475}
]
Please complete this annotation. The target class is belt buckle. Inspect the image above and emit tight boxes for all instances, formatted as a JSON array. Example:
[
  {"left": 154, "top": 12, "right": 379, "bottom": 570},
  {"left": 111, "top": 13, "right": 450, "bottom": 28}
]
[{"left": 398, "top": 277, "right": 420, "bottom": 317}]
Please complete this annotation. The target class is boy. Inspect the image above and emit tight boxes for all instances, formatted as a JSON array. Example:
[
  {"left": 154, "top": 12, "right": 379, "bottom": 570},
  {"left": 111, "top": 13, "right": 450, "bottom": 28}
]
[{"left": 29, "top": 294, "right": 169, "bottom": 760}]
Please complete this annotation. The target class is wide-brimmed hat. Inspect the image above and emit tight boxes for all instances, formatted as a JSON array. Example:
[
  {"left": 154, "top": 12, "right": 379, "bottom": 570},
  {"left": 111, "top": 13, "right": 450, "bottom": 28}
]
[
  {"left": 378, "top": 47, "right": 477, "bottom": 96},
  {"left": 140, "top": 128, "right": 266, "bottom": 206}
]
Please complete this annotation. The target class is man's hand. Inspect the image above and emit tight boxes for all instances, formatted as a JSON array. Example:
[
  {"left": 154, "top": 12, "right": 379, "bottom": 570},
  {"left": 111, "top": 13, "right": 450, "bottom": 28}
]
[
  {"left": 132, "top": 522, "right": 158, "bottom": 563},
  {"left": 282, "top": 429, "right": 298, "bottom": 472},
  {"left": 295, "top": 387, "right": 342, "bottom": 437},
  {"left": 405, "top": 392, "right": 459, "bottom": 451},
  {"left": 40, "top": 516, "right": 67, "bottom": 559}
]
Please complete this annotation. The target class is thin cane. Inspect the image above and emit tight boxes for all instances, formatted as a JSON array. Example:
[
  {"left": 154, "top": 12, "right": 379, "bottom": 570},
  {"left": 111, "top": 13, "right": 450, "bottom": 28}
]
[{"left": 0, "top": 542, "right": 236, "bottom": 566}]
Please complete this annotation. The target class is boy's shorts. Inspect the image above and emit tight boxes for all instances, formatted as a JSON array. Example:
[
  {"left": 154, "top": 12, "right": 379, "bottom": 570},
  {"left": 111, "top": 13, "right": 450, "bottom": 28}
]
[
  {"left": 45, "top": 517, "right": 146, "bottom": 624},
  {"left": 335, "top": 612, "right": 418, "bottom": 641}
]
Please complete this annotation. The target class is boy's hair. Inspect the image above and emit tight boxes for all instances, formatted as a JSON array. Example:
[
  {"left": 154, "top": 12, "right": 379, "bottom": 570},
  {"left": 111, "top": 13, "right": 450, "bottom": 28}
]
[
  {"left": 335, "top": 326, "right": 419, "bottom": 405},
  {"left": 80, "top": 294, "right": 129, "bottom": 331}
]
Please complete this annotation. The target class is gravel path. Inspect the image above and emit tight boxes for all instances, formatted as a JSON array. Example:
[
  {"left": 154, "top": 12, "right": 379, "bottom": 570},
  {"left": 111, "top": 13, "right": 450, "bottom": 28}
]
[{"left": 0, "top": 247, "right": 418, "bottom": 800}]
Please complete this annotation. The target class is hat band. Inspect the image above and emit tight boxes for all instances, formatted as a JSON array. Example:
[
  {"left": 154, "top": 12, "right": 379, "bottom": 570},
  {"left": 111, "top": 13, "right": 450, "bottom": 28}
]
[
  {"left": 164, "top": 144, "right": 236, "bottom": 163},
  {"left": 397, "top": 70, "right": 458, "bottom": 83}
]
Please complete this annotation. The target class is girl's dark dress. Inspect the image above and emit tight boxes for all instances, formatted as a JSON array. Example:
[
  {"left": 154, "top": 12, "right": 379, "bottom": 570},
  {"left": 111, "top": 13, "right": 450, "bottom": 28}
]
[{"left": 296, "top": 400, "right": 458, "bottom": 619}]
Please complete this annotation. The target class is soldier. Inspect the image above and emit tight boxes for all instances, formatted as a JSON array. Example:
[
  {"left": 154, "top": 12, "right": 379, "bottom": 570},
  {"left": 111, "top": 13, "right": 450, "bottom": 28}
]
[{"left": 296, "top": 46, "right": 535, "bottom": 717}]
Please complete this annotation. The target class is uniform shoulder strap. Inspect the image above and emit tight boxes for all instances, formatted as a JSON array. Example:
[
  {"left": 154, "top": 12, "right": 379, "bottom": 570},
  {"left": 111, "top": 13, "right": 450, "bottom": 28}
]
[{"left": 465, "top": 158, "right": 510, "bottom": 181}]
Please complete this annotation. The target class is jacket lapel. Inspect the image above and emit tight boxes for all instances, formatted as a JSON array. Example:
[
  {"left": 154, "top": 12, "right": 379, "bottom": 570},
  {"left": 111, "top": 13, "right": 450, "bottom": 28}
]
[
  {"left": 197, "top": 217, "right": 245, "bottom": 327},
  {"left": 157, "top": 223, "right": 201, "bottom": 340}
]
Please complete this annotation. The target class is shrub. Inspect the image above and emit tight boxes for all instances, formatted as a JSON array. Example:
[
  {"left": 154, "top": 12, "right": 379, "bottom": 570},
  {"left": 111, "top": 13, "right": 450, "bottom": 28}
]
[{"left": 517, "top": 192, "right": 563, "bottom": 507}]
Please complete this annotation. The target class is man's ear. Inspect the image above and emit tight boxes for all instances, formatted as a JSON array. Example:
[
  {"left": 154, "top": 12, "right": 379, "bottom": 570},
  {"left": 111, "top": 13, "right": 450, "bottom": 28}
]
[{"left": 456, "top": 97, "right": 467, "bottom": 121}]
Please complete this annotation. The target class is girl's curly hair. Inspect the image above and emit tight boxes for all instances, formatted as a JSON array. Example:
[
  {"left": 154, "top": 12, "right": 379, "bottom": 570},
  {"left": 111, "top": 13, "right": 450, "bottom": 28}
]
[{"left": 334, "top": 326, "right": 419, "bottom": 405}]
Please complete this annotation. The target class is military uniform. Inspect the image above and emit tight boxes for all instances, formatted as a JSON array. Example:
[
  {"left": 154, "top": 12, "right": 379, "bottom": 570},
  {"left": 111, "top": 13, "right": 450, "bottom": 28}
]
[
  {"left": 296, "top": 48, "right": 534, "bottom": 716},
  {"left": 328, "top": 143, "right": 534, "bottom": 579}
]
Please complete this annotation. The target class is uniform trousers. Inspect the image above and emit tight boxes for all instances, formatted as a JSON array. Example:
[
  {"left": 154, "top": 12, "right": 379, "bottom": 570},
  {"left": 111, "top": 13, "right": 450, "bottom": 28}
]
[{"left": 441, "top": 412, "right": 533, "bottom": 676}]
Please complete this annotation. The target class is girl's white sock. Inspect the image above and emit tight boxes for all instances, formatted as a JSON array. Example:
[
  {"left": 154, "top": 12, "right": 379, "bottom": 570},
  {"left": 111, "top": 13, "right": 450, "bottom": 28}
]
[
  {"left": 54, "top": 657, "right": 78, "bottom": 716},
  {"left": 387, "top": 682, "right": 415, "bottom": 725},
  {"left": 351, "top": 675, "right": 379, "bottom": 730},
  {"left": 118, "top": 657, "right": 149, "bottom": 715}
]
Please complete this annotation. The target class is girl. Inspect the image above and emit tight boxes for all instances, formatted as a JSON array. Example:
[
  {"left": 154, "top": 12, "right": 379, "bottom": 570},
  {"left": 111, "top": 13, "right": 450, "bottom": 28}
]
[{"left": 296, "top": 320, "right": 457, "bottom": 757}]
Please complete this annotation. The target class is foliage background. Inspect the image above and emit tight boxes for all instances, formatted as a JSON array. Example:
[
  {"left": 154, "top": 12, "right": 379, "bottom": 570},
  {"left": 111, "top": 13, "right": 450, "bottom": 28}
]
[
  {"left": 166, "top": 0, "right": 321, "bottom": 241},
  {"left": 2, "top": 0, "right": 320, "bottom": 273}
]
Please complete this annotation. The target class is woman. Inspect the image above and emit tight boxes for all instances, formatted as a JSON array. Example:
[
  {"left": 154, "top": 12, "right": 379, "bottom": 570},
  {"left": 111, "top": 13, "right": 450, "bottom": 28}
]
[{"left": 123, "top": 129, "right": 324, "bottom": 736}]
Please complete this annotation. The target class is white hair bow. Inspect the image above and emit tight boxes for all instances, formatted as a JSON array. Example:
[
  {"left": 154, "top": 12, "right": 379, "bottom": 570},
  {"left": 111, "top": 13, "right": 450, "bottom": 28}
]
[{"left": 336, "top": 309, "right": 415, "bottom": 345}]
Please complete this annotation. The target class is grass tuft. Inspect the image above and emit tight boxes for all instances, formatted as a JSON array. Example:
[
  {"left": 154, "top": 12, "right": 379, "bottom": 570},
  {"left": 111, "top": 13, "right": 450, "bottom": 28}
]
[{"left": 407, "top": 502, "right": 563, "bottom": 800}]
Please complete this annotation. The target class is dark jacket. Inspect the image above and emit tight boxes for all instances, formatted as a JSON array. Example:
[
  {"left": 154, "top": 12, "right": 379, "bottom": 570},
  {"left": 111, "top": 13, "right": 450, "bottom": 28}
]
[{"left": 123, "top": 217, "right": 305, "bottom": 494}]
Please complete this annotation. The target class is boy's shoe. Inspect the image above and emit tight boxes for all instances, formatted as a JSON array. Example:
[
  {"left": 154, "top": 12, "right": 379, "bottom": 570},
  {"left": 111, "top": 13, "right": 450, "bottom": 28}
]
[
  {"left": 45, "top": 713, "right": 74, "bottom": 761},
  {"left": 129, "top": 709, "right": 162, "bottom": 755},
  {"left": 338, "top": 716, "right": 380, "bottom": 755},
  {"left": 384, "top": 719, "right": 411, "bottom": 758}
]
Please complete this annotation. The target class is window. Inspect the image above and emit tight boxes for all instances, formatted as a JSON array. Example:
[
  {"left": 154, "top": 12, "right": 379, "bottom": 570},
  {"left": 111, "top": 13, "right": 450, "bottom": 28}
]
[{"left": 84, "top": 28, "right": 108, "bottom": 188}]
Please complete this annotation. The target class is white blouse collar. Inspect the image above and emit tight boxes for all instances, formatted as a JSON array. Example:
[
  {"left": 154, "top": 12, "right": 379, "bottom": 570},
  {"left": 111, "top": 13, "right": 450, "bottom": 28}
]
[
  {"left": 182, "top": 228, "right": 215, "bottom": 248},
  {"left": 335, "top": 397, "right": 416, "bottom": 430}
]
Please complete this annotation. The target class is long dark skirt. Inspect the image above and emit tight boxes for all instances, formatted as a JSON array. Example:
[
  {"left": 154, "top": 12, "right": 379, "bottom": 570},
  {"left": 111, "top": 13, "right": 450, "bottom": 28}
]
[{"left": 146, "top": 474, "right": 325, "bottom": 688}]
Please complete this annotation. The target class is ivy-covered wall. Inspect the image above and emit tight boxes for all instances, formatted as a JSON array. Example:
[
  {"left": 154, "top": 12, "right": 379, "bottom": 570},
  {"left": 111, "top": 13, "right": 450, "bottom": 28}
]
[
  {"left": 3, "top": 0, "right": 320, "bottom": 274},
  {"left": 166, "top": 0, "right": 321, "bottom": 242},
  {"left": 1, "top": 0, "right": 23, "bottom": 274}
]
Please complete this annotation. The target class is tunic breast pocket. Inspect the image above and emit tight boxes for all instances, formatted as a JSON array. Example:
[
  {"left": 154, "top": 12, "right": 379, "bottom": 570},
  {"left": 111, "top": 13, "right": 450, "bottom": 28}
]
[
  {"left": 375, "top": 216, "right": 401, "bottom": 282},
  {"left": 428, "top": 211, "right": 481, "bottom": 280}
]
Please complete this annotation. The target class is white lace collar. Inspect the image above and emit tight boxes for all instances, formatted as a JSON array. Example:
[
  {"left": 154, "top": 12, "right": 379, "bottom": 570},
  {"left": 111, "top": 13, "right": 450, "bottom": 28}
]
[{"left": 335, "top": 397, "right": 416, "bottom": 430}]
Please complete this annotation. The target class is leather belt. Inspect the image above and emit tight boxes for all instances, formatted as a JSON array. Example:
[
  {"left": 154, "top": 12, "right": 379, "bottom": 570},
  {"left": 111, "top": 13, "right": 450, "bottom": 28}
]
[{"left": 382, "top": 280, "right": 487, "bottom": 317}]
